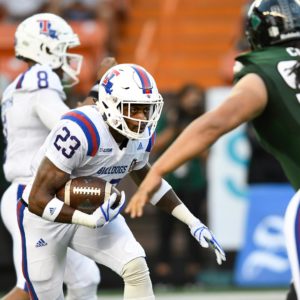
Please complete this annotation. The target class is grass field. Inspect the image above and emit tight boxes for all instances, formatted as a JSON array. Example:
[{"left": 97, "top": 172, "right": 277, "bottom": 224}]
[
  {"left": 0, "top": 287, "right": 287, "bottom": 299},
  {"left": 89, "top": 286, "right": 287, "bottom": 300},
  {"left": 97, "top": 290, "right": 286, "bottom": 300}
]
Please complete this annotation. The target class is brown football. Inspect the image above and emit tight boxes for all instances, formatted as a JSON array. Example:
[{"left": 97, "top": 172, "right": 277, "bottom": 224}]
[{"left": 56, "top": 176, "right": 121, "bottom": 214}]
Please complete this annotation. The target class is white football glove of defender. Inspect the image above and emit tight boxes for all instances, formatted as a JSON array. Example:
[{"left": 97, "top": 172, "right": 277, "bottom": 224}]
[
  {"left": 92, "top": 191, "right": 126, "bottom": 228},
  {"left": 190, "top": 220, "right": 226, "bottom": 265}
]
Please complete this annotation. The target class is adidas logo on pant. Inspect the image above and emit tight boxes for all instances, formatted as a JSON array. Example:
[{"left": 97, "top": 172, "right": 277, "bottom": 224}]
[{"left": 35, "top": 238, "right": 48, "bottom": 248}]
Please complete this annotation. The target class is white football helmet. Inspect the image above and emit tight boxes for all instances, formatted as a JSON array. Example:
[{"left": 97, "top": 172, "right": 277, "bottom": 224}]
[
  {"left": 15, "top": 13, "right": 83, "bottom": 87},
  {"left": 97, "top": 64, "right": 164, "bottom": 140}
]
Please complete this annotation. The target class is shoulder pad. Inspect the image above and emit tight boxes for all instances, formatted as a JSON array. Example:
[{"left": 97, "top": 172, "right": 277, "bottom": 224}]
[
  {"left": 15, "top": 64, "right": 65, "bottom": 99},
  {"left": 61, "top": 107, "right": 101, "bottom": 156}
]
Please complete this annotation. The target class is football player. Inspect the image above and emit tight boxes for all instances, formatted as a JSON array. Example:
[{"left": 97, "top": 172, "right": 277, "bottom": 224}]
[
  {"left": 0, "top": 13, "right": 109, "bottom": 300},
  {"left": 126, "top": 0, "right": 300, "bottom": 299},
  {"left": 18, "top": 63, "right": 225, "bottom": 299}
]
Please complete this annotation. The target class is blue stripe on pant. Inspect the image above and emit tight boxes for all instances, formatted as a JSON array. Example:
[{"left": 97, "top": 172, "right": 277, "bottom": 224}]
[{"left": 17, "top": 199, "right": 38, "bottom": 300}]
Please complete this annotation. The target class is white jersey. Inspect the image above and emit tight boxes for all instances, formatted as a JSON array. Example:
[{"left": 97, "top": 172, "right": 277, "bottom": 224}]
[
  {"left": 1, "top": 64, "right": 68, "bottom": 183},
  {"left": 32, "top": 105, "right": 155, "bottom": 186}
]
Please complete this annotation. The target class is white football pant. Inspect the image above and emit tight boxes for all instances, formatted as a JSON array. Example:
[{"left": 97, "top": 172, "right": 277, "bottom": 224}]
[{"left": 1, "top": 182, "right": 100, "bottom": 297}]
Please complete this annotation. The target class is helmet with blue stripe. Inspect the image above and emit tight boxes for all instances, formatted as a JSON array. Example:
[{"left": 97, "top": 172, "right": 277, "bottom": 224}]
[
  {"left": 97, "top": 63, "right": 164, "bottom": 140},
  {"left": 15, "top": 13, "right": 83, "bottom": 87}
]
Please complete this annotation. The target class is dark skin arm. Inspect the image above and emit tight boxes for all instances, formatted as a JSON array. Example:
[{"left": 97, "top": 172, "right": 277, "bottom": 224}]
[
  {"left": 130, "top": 163, "right": 181, "bottom": 214},
  {"left": 28, "top": 157, "right": 78, "bottom": 223}
]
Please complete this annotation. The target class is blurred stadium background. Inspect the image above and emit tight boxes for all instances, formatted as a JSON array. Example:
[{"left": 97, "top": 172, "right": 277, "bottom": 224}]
[{"left": 0, "top": 0, "right": 292, "bottom": 298}]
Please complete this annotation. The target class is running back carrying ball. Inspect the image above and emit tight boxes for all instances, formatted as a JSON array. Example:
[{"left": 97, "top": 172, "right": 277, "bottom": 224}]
[{"left": 56, "top": 176, "right": 121, "bottom": 214}]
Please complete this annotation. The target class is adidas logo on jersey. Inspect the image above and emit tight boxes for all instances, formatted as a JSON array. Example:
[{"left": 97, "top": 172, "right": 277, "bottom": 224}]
[
  {"left": 137, "top": 143, "right": 143, "bottom": 150},
  {"left": 35, "top": 238, "right": 48, "bottom": 248}
]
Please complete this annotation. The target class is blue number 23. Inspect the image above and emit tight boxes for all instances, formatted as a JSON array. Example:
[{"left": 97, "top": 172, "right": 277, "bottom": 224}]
[{"left": 54, "top": 127, "right": 81, "bottom": 158}]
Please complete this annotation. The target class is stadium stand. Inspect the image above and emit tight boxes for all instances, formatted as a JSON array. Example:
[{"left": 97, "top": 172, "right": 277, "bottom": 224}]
[{"left": 116, "top": 0, "right": 245, "bottom": 92}]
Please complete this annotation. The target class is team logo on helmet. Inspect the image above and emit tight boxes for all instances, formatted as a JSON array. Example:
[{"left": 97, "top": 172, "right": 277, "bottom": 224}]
[
  {"left": 101, "top": 69, "right": 120, "bottom": 95},
  {"left": 38, "top": 20, "right": 58, "bottom": 39}
]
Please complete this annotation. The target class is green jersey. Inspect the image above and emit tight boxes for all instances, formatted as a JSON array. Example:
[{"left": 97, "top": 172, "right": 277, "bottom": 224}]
[{"left": 234, "top": 46, "right": 300, "bottom": 190}]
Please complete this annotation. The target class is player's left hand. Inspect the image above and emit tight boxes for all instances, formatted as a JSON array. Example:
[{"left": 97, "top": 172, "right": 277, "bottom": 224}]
[
  {"left": 125, "top": 170, "right": 162, "bottom": 218},
  {"left": 190, "top": 220, "right": 226, "bottom": 265}
]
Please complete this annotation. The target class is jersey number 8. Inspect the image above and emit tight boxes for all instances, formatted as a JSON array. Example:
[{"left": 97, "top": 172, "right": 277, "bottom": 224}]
[{"left": 37, "top": 71, "right": 49, "bottom": 89}]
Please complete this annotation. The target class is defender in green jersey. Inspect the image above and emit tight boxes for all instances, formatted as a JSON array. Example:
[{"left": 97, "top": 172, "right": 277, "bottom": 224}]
[
  {"left": 235, "top": 47, "right": 300, "bottom": 190},
  {"left": 126, "top": 0, "right": 300, "bottom": 299}
]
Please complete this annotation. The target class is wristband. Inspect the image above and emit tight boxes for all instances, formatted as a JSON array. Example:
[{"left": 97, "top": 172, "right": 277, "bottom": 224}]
[
  {"left": 171, "top": 203, "right": 199, "bottom": 227},
  {"left": 104, "top": 182, "right": 113, "bottom": 202},
  {"left": 149, "top": 179, "right": 172, "bottom": 205},
  {"left": 42, "top": 198, "right": 64, "bottom": 222},
  {"left": 72, "top": 210, "right": 96, "bottom": 228}
]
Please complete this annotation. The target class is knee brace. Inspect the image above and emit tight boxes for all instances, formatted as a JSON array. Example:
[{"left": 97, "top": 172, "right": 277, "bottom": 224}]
[{"left": 122, "top": 257, "right": 154, "bottom": 300}]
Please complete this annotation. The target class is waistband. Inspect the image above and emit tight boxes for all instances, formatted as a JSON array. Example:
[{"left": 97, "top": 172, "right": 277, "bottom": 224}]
[{"left": 12, "top": 178, "right": 32, "bottom": 185}]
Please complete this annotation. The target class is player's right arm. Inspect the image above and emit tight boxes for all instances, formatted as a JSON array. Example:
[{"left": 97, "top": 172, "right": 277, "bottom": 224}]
[
  {"left": 126, "top": 73, "right": 268, "bottom": 217},
  {"left": 25, "top": 119, "right": 90, "bottom": 224},
  {"left": 27, "top": 156, "right": 73, "bottom": 222},
  {"left": 25, "top": 114, "right": 123, "bottom": 228},
  {"left": 150, "top": 73, "right": 268, "bottom": 177}
]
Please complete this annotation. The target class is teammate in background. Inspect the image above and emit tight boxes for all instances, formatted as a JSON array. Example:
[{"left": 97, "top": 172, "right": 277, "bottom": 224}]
[
  {"left": 126, "top": 0, "right": 300, "bottom": 299},
  {"left": 18, "top": 63, "right": 225, "bottom": 299},
  {"left": 0, "top": 13, "right": 114, "bottom": 300}
]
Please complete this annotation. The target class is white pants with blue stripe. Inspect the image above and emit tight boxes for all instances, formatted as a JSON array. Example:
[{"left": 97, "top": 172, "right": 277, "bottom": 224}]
[
  {"left": 2, "top": 182, "right": 100, "bottom": 297},
  {"left": 1, "top": 182, "right": 27, "bottom": 290},
  {"left": 18, "top": 202, "right": 146, "bottom": 300},
  {"left": 284, "top": 189, "right": 300, "bottom": 299}
]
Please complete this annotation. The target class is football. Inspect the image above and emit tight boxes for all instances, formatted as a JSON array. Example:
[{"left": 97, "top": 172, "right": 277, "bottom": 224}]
[{"left": 56, "top": 176, "right": 121, "bottom": 214}]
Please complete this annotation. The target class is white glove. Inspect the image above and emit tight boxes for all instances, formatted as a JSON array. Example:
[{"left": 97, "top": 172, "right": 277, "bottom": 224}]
[
  {"left": 92, "top": 191, "right": 126, "bottom": 228},
  {"left": 190, "top": 220, "right": 226, "bottom": 265}
]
